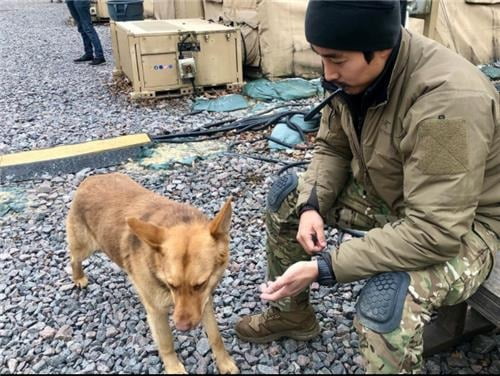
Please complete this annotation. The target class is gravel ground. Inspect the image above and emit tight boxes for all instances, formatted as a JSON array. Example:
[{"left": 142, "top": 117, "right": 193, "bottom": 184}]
[{"left": 1, "top": 1, "right": 499, "bottom": 374}]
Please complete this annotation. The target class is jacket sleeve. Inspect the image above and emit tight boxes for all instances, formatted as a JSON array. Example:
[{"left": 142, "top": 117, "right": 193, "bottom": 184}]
[
  {"left": 331, "top": 90, "right": 497, "bottom": 282},
  {"left": 297, "top": 103, "right": 353, "bottom": 218}
]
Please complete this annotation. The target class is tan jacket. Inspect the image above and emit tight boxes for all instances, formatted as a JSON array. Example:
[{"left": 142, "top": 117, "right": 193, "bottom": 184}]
[{"left": 297, "top": 29, "right": 500, "bottom": 282}]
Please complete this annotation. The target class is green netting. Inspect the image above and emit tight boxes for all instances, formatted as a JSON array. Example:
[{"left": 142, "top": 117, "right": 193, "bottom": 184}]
[
  {"left": 0, "top": 188, "right": 25, "bottom": 217},
  {"left": 137, "top": 140, "right": 227, "bottom": 170},
  {"left": 192, "top": 94, "right": 249, "bottom": 112},
  {"left": 243, "top": 78, "right": 322, "bottom": 101},
  {"left": 268, "top": 122, "right": 303, "bottom": 150},
  {"left": 267, "top": 114, "right": 320, "bottom": 150}
]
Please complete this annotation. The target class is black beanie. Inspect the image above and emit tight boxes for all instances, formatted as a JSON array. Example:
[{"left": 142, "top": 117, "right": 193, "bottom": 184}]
[{"left": 305, "top": 0, "right": 401, "bottom": 51}]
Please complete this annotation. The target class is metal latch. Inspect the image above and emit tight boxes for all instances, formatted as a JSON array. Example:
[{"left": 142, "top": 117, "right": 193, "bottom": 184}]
[
  {"left": 407, "top": 0, "right": 432, "bottom": 16},
  {"left": 178, "top": 58, "right": 196, "bottom": 79}
]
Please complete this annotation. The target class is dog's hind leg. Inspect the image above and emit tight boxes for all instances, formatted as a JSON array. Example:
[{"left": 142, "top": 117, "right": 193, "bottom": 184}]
[
  {"left": 202, "top": 298, "right": 239, "bottom": 374},
  {"left": 66, "top": 211, "right": 97, "bottom": 288}
]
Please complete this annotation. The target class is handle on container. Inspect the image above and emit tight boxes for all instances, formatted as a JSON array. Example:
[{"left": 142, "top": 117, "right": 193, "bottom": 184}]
[{"left": 115, "top": 3, "right": 128, "bottom": 17}]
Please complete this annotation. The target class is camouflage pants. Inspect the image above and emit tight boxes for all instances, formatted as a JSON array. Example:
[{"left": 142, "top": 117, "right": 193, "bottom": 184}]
[{"left": 266, "top": 175, "right": 497, "bottom": 374}]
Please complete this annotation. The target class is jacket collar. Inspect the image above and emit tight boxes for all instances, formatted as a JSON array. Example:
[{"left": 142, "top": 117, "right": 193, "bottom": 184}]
[{"left": 363, "top": 29, "right": 402, "bottom": 107}]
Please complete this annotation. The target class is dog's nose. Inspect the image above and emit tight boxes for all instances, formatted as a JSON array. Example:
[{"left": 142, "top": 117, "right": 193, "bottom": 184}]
[{"left": 175, "top": 321, "right": 192, "bottom": 331}]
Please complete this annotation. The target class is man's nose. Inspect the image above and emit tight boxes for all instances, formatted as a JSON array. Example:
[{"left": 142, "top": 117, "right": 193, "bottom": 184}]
[{"left": 323, "top": 61, "right": 340, "bottom": 82}]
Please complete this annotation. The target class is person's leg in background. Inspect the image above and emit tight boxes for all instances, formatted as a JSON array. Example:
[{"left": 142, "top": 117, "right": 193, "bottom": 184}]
[
  {"left": 354, "top": 223, "right": 497, "bottom": 373},
  {"left": 65, "top": 0, "right": 93, "bottom": 62},
  {"left": 72, "top": 0, "right": 105, "bottom": 64}
]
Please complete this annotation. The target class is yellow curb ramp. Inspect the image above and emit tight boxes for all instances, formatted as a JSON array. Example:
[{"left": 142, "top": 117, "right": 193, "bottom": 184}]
[{"left": 0, "top": 134, "right": 152, "bottom": 182}]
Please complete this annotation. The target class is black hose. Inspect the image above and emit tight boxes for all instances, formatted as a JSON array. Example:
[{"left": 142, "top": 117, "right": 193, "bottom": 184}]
[
  {"left": 264, "top": 135, "right": 301, "bottom": 149},
  {"left": 303, "top": 88, "right": 343, "bottom": 121},
  {"left": 276, "top": 161, "right": 309, "bottom": 175},
  {"left": 224, "top": 151, "right": 308, "bottom": 168},
  {"left": 151, "top": 108, "right": 315, "bottom": 142},
  {"left": 149, "top": 104, "right": 320, "bottom": 171},
  {"left": 285, "top": 115, "right": 305, "bottom": 141}
]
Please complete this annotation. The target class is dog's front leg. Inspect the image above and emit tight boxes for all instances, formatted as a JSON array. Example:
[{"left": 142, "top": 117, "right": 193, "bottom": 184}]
[
  {"left": 144, "top": 304, "right": 186, "bottom": 374},
  {"left": 202, "top": 299, "right": 239, "bottom": 374}
]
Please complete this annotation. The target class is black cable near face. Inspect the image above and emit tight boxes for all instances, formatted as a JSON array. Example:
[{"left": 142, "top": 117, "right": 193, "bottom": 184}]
[{"left": 303, "top": 87, "right": 343, "bottom": 121}]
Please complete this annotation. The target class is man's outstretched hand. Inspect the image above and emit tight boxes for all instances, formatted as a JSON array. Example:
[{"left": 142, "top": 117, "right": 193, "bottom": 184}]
[{"left": 260, "top": 261, "right": 319, "bottom": 301}]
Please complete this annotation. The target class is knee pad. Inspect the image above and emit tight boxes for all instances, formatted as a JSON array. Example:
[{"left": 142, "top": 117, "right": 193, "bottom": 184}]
[
  {"left": 356, "top": 271, "right": 410, "bottom": 333},
  {"left": 267, "top": 172, "right": 298, "bottom": 212}
]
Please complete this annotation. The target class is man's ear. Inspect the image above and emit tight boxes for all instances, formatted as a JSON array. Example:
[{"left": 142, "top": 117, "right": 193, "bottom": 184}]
[
  {"left": 126, "top": 217, "right": 167, "bottom": 248},
  {"left": 376, "top": 47, "right": 393, "bottom": 61},
  {"left": 209, "top": 197, "right": 232, "bottom": 239}
]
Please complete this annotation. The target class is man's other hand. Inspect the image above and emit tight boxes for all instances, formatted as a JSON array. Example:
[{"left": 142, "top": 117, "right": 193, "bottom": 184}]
[
  {"left": 297, "top": 210, "right": 327, "bottom": 254},
  {"left": 260, "top": 261, "right": 319, "bottom": 301}
]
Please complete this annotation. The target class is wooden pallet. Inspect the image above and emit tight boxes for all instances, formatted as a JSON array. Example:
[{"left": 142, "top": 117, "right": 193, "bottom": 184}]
[
  {"left": 467, "top": 250, "right": 500, "bottom": 327},
  {"left": 423, "top": 250, "right": 500, "bottom": 356},
  {"left": 111, "top": 69, "right": 243, "bottom": 100},
  {"left": 91, "top": 16, "right": 110, "bottom": 24},
  {"left": 128, "top": 82, "right": 244, "bottom": 100}
]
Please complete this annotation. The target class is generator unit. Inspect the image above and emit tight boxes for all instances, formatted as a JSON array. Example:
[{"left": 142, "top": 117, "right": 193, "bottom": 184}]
[
  {"left": 90, "top": 0, "right": 109, "bottom": 22},
  {"left": 110, "top": 19, "right": 243, "bottom": 99}
]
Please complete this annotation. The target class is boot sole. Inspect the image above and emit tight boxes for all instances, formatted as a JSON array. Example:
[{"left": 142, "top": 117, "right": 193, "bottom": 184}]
[{"left": 235, "top": 322, "right": 321, "bottom": 344}]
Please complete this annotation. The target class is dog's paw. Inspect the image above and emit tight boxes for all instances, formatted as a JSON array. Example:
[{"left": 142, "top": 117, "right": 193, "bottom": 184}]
[
  {"left": 218, "top": 358, "right": 239, "bottom": 374},
  {"left": 164, "top": 363, "right": 187, "bottom": 374},
  {"left": 73, "top": 276, "right": 88, "bottom": 288}
]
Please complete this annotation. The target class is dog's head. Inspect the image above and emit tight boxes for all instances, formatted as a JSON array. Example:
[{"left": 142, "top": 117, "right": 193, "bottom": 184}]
[{"left": 126, "top": 197, "right": 232, "bottom": 331}]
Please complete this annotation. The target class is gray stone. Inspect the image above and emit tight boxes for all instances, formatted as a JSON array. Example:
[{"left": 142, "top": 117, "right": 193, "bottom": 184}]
[
  {"left": 283, "top": 339, "right": 298, "bottom": 353},
  {"left": 447, "top": 354, "right": 469, "bottom": 368},
  {"left": 489, "top": 360, "right": 500, "bottom": 374},
  {"left": 28, "top": 322, "right": 46, "bottom": 333},
  {"left": 196, "top": 337, "right": 210, "bottom": 356},
  {"left": 54, "top": 325, "right": 73, "bottom": 341},
  {"left": 297, "top": 354, "right": 310, "bottom": 367},
  {"left": 257, "top": 364, "right": 278, "bottom": 374},
  {"left": 195, "top": 357, "right": 208, "bottom": 374},
  {"left": 7, "top": 358, "right": 17, "bottom": 373},
  {"left": 32, "top": 359, "right": 46, "bottom": 373},
  {"left": 318, "top": 367, "right": 332, "bottom": 374},
  {"left": 471, "top": 334, "right": 497, "bottom": 354},
  {"left": 336, "top": 324, "right": 350, "bottom": 336},
  {"left": 322, "top": 330, "right": 335, "bottom": 340},
  {"left": 106, "top": 327, "right": 119, "bottom": 338},
  {"left": 331, "top": 362, "right": 346, "bottom": 374},
  {"left": 96, "top": 363, "right": 110, "bottom": 373},
  {"left": 353, "top": 354, "right": 364, "bottom": 367},
  {"left": 244, "top": 352, "right": 259, "bottom": 365}
]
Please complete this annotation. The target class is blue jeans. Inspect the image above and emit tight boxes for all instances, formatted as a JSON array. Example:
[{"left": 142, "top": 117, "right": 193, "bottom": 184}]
[{"left": 66, "top": 0, "right": 104, "bottom": 59}]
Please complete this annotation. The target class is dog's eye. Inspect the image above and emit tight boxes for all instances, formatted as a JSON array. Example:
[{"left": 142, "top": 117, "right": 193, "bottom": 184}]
[
  {"left": 166, "top": 282, "right": 179, "bottom": 290},
  {"left": 193, "top": 281, "right": 207, "bottom": 291}
]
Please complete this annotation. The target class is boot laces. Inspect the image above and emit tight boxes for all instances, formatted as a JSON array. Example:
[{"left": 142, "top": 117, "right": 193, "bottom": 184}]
[{"left": 262, "top": 307, "right": 281, "bottom": 322}]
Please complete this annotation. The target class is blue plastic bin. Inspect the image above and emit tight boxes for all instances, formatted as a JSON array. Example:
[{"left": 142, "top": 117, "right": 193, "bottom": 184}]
[{"left": 107, "top": 0, "right": 144, "bottom": 21}]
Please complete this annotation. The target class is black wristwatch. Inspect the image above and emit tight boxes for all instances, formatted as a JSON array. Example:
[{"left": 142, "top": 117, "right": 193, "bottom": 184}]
[{"left": 315, "top": 251, "right": 336, "bottom": 287}]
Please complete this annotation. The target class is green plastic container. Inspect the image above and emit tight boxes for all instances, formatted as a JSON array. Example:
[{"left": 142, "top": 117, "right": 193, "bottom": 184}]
[{"left": 107, "top": 0, "right": 144, "bottom": 21}]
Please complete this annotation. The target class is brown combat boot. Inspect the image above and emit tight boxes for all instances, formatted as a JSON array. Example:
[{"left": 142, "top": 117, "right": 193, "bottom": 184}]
[{"left": 235, "top": 306, "right": 320, "bottom": 344}]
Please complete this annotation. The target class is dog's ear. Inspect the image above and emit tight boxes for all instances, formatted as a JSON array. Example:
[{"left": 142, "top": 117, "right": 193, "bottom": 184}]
[
  {"left": 209, "top": 196, "right": 232, "bottom": 239},
  {"left": 126, "top": 217, "right": 167, "bottom": 248}
]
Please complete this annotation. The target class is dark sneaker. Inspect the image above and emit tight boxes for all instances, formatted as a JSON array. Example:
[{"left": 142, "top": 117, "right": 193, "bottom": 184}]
[
  {"left": 89, "top": 57, "right": 106, "bottom": 66},
  {"left": 73, "top": 55, "right": 93, "bottom": 63},
  {"left": 235, "top": 306, "right": 320, "bottom": 344}
]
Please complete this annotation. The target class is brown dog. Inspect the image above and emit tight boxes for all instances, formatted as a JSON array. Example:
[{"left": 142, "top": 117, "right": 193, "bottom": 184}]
[{"left": 66, "top": 173, "right": 239, "bottom": 374}]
